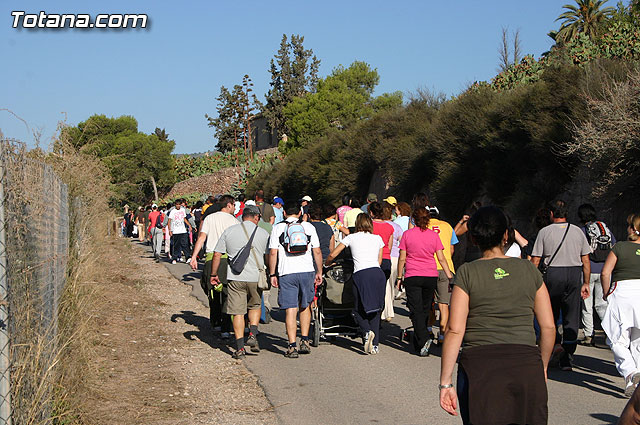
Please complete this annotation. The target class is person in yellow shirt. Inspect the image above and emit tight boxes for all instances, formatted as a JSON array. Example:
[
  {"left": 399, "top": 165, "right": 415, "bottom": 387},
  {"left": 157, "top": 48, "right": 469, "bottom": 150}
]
[
  {"left": 428, "top": 207, "right": 458, "bottom": 342},
  {"left": 343, "top": 198, "right": 364, "bottom": 230}
]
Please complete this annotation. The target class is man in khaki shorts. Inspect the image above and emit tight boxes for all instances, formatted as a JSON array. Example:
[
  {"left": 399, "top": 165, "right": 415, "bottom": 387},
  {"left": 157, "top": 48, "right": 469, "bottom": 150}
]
[{"left": 210, "top": 205, "right": 270, "bottom": 359}]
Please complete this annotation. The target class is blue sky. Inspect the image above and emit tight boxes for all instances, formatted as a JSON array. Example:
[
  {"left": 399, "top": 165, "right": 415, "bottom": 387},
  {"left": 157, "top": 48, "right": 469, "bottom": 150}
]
[{"left": 1, "top": 1, "right": 565, "bottom": 153}]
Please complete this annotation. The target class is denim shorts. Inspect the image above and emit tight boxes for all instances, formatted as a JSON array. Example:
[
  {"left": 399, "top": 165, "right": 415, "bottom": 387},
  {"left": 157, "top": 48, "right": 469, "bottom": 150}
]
[{"left": 278, "top": 272, "right": 316, "bottom": 309}]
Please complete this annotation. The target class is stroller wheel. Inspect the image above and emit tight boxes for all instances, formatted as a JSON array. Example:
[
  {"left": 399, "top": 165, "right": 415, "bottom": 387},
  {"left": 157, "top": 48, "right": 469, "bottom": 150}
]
[{"left": 311, "top": 307, "right": 320, "bottom": 347}]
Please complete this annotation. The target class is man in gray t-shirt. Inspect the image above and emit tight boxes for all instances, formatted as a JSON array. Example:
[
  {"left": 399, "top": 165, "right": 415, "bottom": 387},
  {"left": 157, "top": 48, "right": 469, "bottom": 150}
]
[
  {"left": 531, "top": 200, "right": 591, "bottom": 371},
  {"left": 211, "top": 205, "right": 270, "bottom": 359}
]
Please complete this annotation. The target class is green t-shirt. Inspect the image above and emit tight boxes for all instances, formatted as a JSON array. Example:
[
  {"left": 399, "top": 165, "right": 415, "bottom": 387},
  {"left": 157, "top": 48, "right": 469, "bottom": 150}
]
[
  {"left": 612, "top": 241, "right": 640, "bottom": 282},
  {"left": 454, "top": 257, "right": 543, "bottom": 348}
]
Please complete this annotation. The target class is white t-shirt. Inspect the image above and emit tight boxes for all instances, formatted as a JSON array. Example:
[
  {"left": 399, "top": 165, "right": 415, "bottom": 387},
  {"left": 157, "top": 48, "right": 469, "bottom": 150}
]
[
  {"left": 169, "top": 208, "right": 187, "bottom": 234},
  {"left": 269, "top": 217, "right": 320, "bottom": 276},
  {"left": 200, "top": 211, "right": 240, "bottom": 253},
  {"left": 340, "top": 232, "right": 384, "bottom": 273},
  {"left": 505, "top": 243, "right": 521, "bottom": 258}
]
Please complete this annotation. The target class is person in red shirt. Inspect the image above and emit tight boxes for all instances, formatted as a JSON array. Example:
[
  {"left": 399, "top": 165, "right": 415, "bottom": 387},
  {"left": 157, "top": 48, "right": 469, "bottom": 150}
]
[
  {"left": 369, "top": 202, "right": 394, "bottom": 280},
  {"left": 147, "top": 204, "right": 163, "bottom": 262}
]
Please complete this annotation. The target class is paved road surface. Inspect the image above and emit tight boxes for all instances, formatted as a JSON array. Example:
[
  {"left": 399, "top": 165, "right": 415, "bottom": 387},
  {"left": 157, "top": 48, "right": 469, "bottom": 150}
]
[{"left": 139, "top": 241, "right": 629, "bottom": 425}]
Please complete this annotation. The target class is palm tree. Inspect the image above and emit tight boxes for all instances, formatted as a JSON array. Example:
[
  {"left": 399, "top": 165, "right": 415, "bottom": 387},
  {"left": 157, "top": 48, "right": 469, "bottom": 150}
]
[{"left": 554, "top": 0, "right": 614, "bottom": 43}]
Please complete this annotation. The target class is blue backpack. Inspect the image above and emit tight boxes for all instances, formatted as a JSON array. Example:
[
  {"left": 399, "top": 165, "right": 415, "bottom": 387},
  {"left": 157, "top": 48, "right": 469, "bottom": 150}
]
[{"left": 279, "top": 222, "right": 310, "bottom": 255}]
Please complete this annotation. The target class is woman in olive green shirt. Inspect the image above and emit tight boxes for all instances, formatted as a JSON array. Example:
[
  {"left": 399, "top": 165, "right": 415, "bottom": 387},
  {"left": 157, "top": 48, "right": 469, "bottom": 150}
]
[
  {"left": 439, "top": 206, "right": 555, "bottom": 425},
  {"left": 601, "top": 213, "right": 640, "bottom": 397}
]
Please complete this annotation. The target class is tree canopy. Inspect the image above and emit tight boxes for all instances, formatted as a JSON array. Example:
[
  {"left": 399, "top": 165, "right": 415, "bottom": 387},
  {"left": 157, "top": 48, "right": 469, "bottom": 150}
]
[
  {"left": 59, "top": 114, "right": 176, "bottom": 206},
  {"left": 280, "top": 61, "right": 402, "bottom": 153}
]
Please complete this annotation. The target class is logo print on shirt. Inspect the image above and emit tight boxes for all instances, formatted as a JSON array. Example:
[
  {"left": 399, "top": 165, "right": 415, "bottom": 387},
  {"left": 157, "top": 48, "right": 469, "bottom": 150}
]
[
  {"left": 494, "top": 268, "right": 510, "bottom": 280},
  {"left": 636, "top": 249, "right": 640, "bottom": 256}
]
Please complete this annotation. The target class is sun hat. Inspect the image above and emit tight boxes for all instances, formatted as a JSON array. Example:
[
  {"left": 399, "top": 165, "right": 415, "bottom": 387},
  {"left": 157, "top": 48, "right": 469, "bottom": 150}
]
[{"left": 383, "top": 196, "right": 397, "bottom": 206}]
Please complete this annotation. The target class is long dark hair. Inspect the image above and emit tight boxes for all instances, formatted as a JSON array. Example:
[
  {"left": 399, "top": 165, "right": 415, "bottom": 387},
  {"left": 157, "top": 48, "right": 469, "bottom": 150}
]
[{"left": 412, "top": 208, "right": 431, "bottom": 230}]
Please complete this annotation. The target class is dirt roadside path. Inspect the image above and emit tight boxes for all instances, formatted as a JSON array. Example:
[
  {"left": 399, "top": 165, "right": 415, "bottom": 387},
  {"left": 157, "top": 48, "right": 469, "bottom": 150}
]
[{"left": 80, "top": 237, "right": 276, "bottom": 425}]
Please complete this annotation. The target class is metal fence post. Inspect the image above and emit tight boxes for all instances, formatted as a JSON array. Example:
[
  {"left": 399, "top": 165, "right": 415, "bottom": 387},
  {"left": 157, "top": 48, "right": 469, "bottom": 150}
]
[{"left": 0, "top": 141, "right": 13, "bottom": 425}]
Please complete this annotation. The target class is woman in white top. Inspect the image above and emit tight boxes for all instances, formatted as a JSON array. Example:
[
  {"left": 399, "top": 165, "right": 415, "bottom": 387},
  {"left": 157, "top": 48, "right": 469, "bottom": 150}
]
[{"left": 325, "top": 213, "right": 386, "bottom": 354}]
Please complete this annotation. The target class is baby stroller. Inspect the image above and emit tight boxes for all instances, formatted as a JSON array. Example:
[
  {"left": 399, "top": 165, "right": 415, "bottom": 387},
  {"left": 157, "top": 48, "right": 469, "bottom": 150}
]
[{"left": 310, "top": 255, "right": 360, "bottom": 347}]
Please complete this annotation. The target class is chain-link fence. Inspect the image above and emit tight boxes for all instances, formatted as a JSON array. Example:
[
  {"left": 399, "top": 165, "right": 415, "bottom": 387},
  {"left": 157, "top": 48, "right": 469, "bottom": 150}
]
[{"left": 0, "top": 138, "right": 71, "bottom": 424}]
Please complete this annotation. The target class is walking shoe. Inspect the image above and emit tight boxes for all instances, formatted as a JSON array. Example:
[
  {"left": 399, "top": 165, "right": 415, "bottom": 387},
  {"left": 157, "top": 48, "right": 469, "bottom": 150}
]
[
  {"left": 420, "top": 339, "right": 433, "bottom": 357},
  {"left": 246, "top": 334, "right": 260, "bottom": 353},
  {"left": 625, "top": 373, "right": 640, "bottom": 397},
  {"left": 549, "top": 344, "right": 564, "bottom": 368},
  {"left": 299, "top": 339, "right": 311, "bottom": 354},
  {"left": 370, "top": 345, "right": 379, "bottom": 355},
  {"left": 232, "top": 348, "right": 246, "bottom": 359},
  {"left": 581, "top": 336, "right": 593, "bottom": 346},
  {"left": 220, "top": 332, "right": 231, "bottom": 339},
  {"left": 171, "top": 260, "right": 177, "bottom": 265},
  {"left": 394, "top": 288, "right": 405, "bottom": 300},
  {"left": 284, "top": 347, "right": 299, "bottom": 358},
  {"left": 559, "top": 353, "right": 573, "bottom": 371},
  {"left": 364, "top": 331, "right": 375, "bottom": 354}
]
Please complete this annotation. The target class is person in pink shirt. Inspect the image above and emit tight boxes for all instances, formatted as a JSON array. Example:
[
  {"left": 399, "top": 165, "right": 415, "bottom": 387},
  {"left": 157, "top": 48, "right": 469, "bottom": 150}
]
[
  {"left": 369, "top": 202, "right": 394, "bottom": 279},
  {"left": 336, "top": 194, "right": 354, "bottom": 224},
  {"left": 397, "top": 208, "right": 453, "bottom": 356}
]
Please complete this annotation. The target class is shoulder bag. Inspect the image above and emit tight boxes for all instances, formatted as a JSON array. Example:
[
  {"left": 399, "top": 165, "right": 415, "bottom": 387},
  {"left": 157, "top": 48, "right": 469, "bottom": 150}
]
[{"left": 241, "top": 224, "right": 270, "bottom": 290}]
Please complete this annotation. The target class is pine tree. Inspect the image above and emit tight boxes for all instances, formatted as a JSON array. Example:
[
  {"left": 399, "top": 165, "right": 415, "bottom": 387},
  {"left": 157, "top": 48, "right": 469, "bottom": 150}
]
[{"left": 263, "top": 34, "right": 320, "bottom": 140}]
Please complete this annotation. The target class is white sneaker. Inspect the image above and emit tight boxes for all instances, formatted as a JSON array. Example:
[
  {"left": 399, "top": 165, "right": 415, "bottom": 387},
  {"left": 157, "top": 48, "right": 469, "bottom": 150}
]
[
  {"left": 625, "top": 373, "right": 640, "bottom": 397},
  {"left": 370, "top": 345, "right": 379, "bottom": 355},
  {"left": 171, "top": 260, "right": 177, "bottom": 265},
  {"left": 394, "top": 289, "right": 405, "bottom": 300},
  {"left": 364, "top": 331, "right": 375, "bottom": 354}
]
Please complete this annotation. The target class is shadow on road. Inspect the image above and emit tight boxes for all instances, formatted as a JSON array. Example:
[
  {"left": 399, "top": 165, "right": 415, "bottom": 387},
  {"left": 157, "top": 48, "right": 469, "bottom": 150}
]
[
  {"left": 170, "top": 310, "right": 232, "bottom": 355},
  {"left": 548, "top": 355, "right": 625, "bottom": 399},
  {"left": 589, "top": 413, "right": 618, "bottom": 424},
  {"left": 182, "top": 271, "right": 201, "bottom": 282}
]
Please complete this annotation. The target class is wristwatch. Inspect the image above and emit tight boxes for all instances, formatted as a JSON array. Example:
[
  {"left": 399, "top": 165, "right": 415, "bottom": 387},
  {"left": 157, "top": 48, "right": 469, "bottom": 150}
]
[
  {"left": 438, "top": 383, "right": 454, "bottom": 390},
  {"left": 269, "top": 273, "right": 277, "bottom": 278}
]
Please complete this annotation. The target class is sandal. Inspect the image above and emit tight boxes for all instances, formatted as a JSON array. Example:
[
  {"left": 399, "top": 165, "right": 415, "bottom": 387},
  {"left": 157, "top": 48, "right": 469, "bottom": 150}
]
[{"left": 284, "top": 347, "right": 299, "bottom": 358}]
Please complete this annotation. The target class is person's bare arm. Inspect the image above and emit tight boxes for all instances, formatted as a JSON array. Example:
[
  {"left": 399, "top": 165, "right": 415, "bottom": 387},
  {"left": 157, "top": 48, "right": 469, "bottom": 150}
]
[
  {"left": 269, "top": 215, "right": 275, "bottom": 225},
  {"left": 454, "top": 215, "right": 469, "bottom": 236},
  {"left": 167, "top": 218, "right": 173, "bottom": 236},
  {"left": 386, "top": 233, "right": 393, "bottom": 255},
  {"left": 534, "top": 284, "right": 555, "bottom": 379},
  {"left": 378, "top": 247, "right": 383, "bottom": 265},
  {"left": 209, "top": 252, "right": 222, "bottom": 285},
  {"left": 439, "top": 286, "right": 469, "bottom": 416},
  {"left": 312, "top": 247, "right": 323, "bottom": 286},
  {"left": 396, "top": 250, "right": 407, "bottom": 290},
  {"left": 269, "top": 248, "right": 279, "bottom": 288},
  {"left": 531, "top": 256, "right": 541, "bottom": 268},
  {"left": 339, "top": 226, "right": 350, "bottom": 236},
  {"left": 325, "top": 243, "right": 346, "bottom": 266},
  {"left": 581, "top": 254, "right": 591, "bottom": 299},
  {"left": 514, "top": 229, "right": 528, "bottom": 248},
  {"left": 601, "top": 251, "right": 617, "bottom": 300},
  {"left": 189, "top": 231, "right": 208, "bottom": 269},
  {"left": 436, "top": 249, "right": 453, "bottom": 279},
  {"left": 618, "top": 383, "right": 640, "bottom": 425},
  {"left": 329, "top": 234, "right": 335, "bottom": 254}
]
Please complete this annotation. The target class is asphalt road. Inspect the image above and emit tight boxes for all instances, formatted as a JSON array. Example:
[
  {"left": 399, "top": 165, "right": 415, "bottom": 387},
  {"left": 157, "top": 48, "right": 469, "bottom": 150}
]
[{"left": 139, "top": 241, "right": 629, "bottom": 425}]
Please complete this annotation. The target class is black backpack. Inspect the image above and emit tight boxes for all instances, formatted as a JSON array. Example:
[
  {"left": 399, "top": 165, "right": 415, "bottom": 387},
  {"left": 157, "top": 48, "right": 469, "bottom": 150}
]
[{"left": 585, "top": 221, "right": 613, "bottom": 263}]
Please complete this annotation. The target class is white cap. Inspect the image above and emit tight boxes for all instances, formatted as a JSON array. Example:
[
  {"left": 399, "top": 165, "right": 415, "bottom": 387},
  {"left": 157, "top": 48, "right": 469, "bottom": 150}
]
[
  {"left": 152, "top": 203, "right": 158, "bottom": 208},
  {"left": 302, "top": 195, "right": 312, "bottom": 202},
  {"left": 245, "top": 200, "right": 256, "bottom": 206}
]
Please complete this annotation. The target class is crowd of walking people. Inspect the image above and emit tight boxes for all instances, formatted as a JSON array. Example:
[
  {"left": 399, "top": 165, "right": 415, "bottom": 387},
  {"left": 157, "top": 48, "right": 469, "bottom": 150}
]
[{"left": 122, "top": 191, "right": 640, "bottom": 423}]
